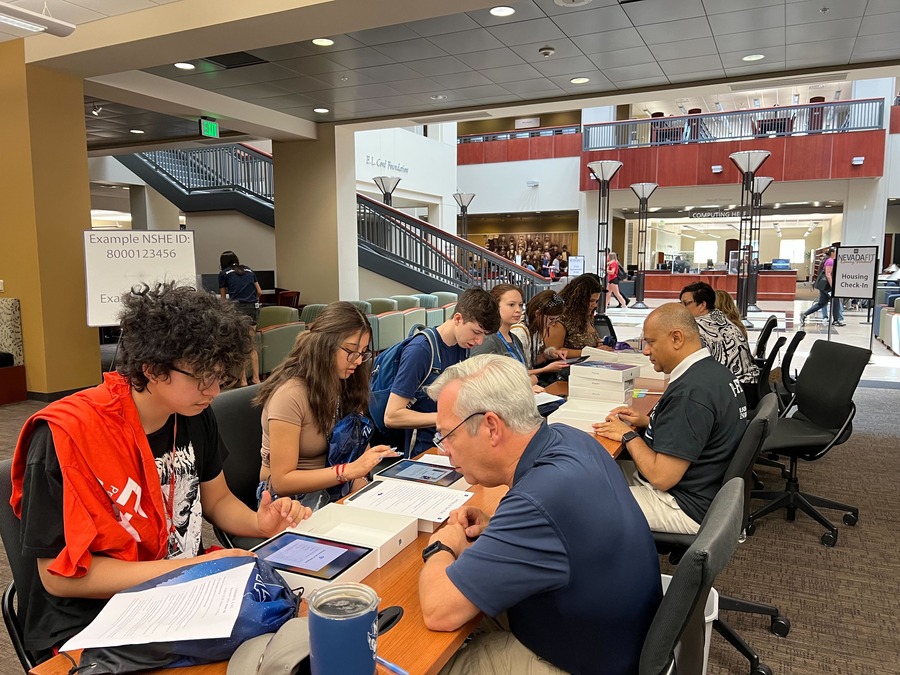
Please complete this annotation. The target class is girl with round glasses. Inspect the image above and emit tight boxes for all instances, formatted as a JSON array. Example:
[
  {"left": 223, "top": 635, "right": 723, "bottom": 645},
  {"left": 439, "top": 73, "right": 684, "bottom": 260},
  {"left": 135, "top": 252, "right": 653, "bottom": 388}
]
[{"left": 254, "top": 302, "right": 397, "bottom": 510}]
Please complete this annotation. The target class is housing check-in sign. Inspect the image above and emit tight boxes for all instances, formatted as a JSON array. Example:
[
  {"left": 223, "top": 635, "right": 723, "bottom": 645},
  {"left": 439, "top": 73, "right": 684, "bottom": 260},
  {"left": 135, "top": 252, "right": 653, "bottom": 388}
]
[{"left": 833, "top": 246, "right": 879, "bottom": 299}]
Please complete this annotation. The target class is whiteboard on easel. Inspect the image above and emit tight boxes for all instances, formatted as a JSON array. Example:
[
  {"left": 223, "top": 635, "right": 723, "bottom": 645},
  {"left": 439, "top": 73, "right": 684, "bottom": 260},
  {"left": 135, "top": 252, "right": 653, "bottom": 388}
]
[{"left": 83, "top": 231, "right": 197, "bottom": 327}]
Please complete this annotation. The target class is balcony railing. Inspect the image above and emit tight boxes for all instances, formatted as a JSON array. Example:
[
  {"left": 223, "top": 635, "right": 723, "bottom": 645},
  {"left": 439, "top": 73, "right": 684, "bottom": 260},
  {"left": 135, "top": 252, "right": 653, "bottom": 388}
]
[
  {"left": 459, "top": 124, "right": 581, "bottom": 144},
  {"left": 583, "top": 99, "right": 884, "bottom": 151}
]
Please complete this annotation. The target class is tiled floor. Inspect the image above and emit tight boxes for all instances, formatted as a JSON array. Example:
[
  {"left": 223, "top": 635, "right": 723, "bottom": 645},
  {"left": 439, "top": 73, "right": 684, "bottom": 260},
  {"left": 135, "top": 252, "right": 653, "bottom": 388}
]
[{"left": 604, "top": 296, "right": 900, "bottom": 386}]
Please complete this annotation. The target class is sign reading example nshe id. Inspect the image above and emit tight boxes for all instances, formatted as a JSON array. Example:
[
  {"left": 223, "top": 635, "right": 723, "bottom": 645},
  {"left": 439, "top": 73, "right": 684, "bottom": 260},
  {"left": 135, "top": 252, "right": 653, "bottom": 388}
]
[
  {"left": 833, "top": 246, "right": 879, "bottom": 299},
  {"left": 83, "top": 231, "right": 197, "bottom": 327}
]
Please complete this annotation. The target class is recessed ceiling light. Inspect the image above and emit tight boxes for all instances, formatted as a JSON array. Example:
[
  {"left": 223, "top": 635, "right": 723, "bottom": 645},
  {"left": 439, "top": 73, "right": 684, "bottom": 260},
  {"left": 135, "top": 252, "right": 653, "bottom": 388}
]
[
  {"left": 570, "top": 77, "right": 590, "bottom": 84},
  {"left": 129, "top": 129, "right": 145, "bottom": 134},
  {"left": 312, "top": 38, "right": 334, "bottom": 47},
  {"left": 174, "top": 62, "right": 195, "bottom": 70},
  {"left": 313, "top": 107, "right": 329, "bottom": 113},
  {"left": 430, "top": 94, "right": 448, "bottom": 100},
  {"left": 490, "top": 6, "right": 516, "bottom": 17},
  {"left": 742, "top": 54, "right": 765, "bottom": 62}
]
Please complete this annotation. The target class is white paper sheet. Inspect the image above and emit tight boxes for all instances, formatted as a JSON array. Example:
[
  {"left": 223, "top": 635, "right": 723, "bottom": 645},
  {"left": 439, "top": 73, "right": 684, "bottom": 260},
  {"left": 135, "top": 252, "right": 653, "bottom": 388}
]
[
  {"left": 346, "top": 480, "right": 472, "bottom": 523},
  {"left": 417, "top": 454, "right": 453, "bottom": 467},
  {"left": 61, "top": 561, "right": 255, "bottom": 651},
  {"left": 534, "top": 392, "right": 564, "bottom": 406}
]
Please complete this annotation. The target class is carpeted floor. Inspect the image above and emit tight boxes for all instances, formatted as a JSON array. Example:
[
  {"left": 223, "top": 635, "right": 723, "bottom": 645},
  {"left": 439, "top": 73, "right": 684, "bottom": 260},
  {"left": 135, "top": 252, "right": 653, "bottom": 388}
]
[{"left": 0, "top": 389, "right": 898, "bottom": 674}]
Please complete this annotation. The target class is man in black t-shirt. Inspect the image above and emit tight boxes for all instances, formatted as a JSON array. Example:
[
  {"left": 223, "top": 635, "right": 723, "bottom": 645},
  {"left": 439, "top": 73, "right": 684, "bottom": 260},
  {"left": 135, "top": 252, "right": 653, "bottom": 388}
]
[
  {"left": 12, "top": 284, "right": 311, "bottom": 659},
  {"left": 595, "top": 303, "right": 747, "bottom": 534}
]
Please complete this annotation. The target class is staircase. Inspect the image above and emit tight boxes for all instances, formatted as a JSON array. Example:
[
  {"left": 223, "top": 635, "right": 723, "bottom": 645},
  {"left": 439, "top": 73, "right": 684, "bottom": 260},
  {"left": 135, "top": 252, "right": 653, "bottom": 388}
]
[{"left": 118, "top": 144, "right": 551, "bottom": 298}]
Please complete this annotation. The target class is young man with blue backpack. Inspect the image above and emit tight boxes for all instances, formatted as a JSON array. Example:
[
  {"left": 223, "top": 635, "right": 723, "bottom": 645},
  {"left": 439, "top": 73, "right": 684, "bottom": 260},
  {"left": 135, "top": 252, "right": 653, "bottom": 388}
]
[{"left": 370, "top": 288, "right": 499, "bottom": 457}]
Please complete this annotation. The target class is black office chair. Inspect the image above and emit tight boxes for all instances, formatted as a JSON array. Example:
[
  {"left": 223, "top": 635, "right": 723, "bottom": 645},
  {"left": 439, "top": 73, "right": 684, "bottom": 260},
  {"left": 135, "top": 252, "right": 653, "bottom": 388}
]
[
  {"left": 594, "top": 314, "right": 618, "bottom": 344},
  {"left": 0, "top": 458, "right": 39, "bottom": 673},
  {"left": 640, "top": 478, "right": 745, "bottom": 675},
  {"left": 745, "top": 336, "right": 785, "bottom": 411},
  {"left": 654, "top": 395, "right": 784, "bottom": 675},
  {"left": 209, "top": 384, "right": 265, "bottom": 549},
  {"left": 773, "top": 330, "right": 806, "bottom": 413},
  {"left": 752, "top": 315, "right": 778, "bottom": 367},
  {"left": 749, "top": 341, "right": 870, "bottom": 547}
]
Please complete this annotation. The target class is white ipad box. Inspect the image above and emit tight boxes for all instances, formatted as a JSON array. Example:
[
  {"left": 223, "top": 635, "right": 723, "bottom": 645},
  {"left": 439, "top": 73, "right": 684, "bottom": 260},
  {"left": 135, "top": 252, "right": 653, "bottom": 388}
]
[
  {"left": 582, "top": 347, "right": 669, "bottom": 382},
  {"left": 568, "top": 360, "right": 640, "bottom": 384},
  {"left": 567, "top": 383, "right": 634, "bottom": 405},
  {"left": 290, "top": 502, "right": 419, "bottom": 568},
  {"left": 547, "top": 399, "right": 623, "bottom": 435}
]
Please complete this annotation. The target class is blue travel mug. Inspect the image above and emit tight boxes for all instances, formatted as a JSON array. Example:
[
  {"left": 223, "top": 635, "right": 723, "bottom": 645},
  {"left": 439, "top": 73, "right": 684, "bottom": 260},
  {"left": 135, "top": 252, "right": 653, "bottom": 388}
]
[{"left": 308, "top": 582, "right": 380, "bottom": 675}]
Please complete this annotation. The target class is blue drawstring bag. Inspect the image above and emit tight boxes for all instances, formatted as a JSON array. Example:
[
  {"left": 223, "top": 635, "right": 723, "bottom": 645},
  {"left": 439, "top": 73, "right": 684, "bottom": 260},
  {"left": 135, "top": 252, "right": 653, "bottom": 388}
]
[
  {"left": 71, "top": 557, "right": 298, "bottom": 674},
  {"left": 326, "top": 413, "right": 374, "bottom": 499}
]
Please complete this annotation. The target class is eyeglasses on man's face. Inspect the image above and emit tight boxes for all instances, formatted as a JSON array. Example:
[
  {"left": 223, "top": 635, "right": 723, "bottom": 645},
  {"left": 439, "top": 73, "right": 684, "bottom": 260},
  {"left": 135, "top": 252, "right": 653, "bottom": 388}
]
[
  {"left": 433, "top": 412, "right": 485, "bottom": 454},
  {"left": 339, "top": 346, "right": 373, "bottom": 363},
  {"left": 169, "top": 365, "right": 227, "bottom": 391}
]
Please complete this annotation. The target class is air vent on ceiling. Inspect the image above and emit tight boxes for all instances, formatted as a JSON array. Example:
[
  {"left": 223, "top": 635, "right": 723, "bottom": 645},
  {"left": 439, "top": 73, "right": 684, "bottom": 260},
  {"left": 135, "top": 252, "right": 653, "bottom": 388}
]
[
  {"left": 205, "top": 52, "right": 267, "bottom": 69},
  {"left": 411, "top": 111, "right": 493, "bottom": 124},
  {"left": 729, "top": 74, "right": 847, "bottom": 92}
]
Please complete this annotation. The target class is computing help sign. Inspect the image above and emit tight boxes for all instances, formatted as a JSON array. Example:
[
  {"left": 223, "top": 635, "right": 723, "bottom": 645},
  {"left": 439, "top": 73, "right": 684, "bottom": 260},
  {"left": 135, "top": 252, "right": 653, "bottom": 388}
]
[{"left": 833, "top": 246, "right": 878, "bottom": 299}]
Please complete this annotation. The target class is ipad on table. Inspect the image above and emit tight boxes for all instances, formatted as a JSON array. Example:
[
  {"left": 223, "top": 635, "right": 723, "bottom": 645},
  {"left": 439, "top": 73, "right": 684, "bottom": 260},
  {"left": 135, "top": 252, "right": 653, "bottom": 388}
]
[
  {"left": 253, "top": 532, "right": 372, "bottom": 581},
  {"left": 377, "top": 459, "right": 464, "bottom": 488}
]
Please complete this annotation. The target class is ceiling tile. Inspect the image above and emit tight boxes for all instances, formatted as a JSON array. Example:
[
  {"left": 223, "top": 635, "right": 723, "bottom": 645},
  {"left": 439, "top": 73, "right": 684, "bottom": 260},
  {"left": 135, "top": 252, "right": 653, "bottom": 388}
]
[
  {"left": 347, "top": 24, "right": 421, "bottom": 46},
  {"left": 456, "top": 47, "right": 526, "bottom": 69},
  {"left": 270, "top": 74, "right": 332, "bottom": 94},
  {"left": 613, "top": 76, "right": 670, "bottom": 90},
  {"left": 621, "top": 0, "right": 706, "bottom": 26},
  {"left": 175, "top": 63, "right": 297, "bottom": 90},
  {"left": 214, "top": 82, "right": 293, "bottom": 100},
  {"left": 405, "top": 56, "right": 471, "bottom": 77},
  {"left": 327, "top": 47, "right": 394, "bottom": 70},
  {"left": 548, "top": 70, "right": 614, "bottom": 89},
  {"left": 787, "top": 18, "right": 862, "bottom": 43},
  {"left": 851, "top": 33, "right": 898, "bottom": 55},
  {"left": 787, "top": 38, "right": 855, "bottom": 60},
  {"left": 310, "top": 83, "right": 402, "bottom": 103},
  {"left": 278, "top": 55, "right": 346, "bottom": 76},
  {"left": 486, "top": 18, "right": 567, "bottom": 47},
  {"left": 480, "top": 63, "right": 544, "bottom": 84},
  {"left": 509, "top": 39, "right": 583, "bottom": 63},
  {"left": 865, "top": 0, "right": 900, "bottom": 13},
  {"left": 531, "top": 55, "right": 597, "bottom": 77},
  {"left": 602, "top": 62, "right": 666, "bottom": 83},
  {"left": 292, "top": 35, "right": 365, "bottom": 53},
  {"left": 720, "top": 46, "right": 784, "bottom": 68},
  {"left": 69, "top": 0, "right": 155, "bottom": 15},
  {"left": 638, "top": 18, "right": 712, "bottom": 45},
  {"left": 532, "top": 0, "right": 620, "bottom": 16},
  {"left": 405, "top": 13, "right": 480, "bottom": 37},
  {"left": 786, "top": 55, "right": 851, "bottom": 69},
  {"left": 703, "top": 0, "right": 782, "bottom": 15},
  {"left": 708, "top": 7, "right": 785, "bottom": 36},
  {"left": 354, "top": 63, "right": 422, "bottom": 83},
  {"left": 388, "top": 78, "right": 447, "bottom": 94},
  {"left": 571, "top": 28, "right": 645, "bottom": 55},
  {"left": 11, "top": 0, "right": 103, "bottom": 22},
  {"left": 456, "top": 84, "right": 514, "bottom": 99},
  {"left": 247, "top": 43, "right": 314, "bottom": 62},
  {"left": 372, "top": 38, "right": 448, "bottom": 62},
  {"left": 666, "top": 69, "right": 728, "bottom": 83},
  {"left": 368, "top": 94, "right": 433, "bottom": 109},
  {"left": 786, "top": 0, "right": 867, "bottom": 25},
  {"left": 859, "top": 12, "right": 900, "bottom": 36},
  {"left": 649, "top": 37, "right": 718, "bottom": 62},
  {"left": 431, "top": 70, "right": 495, "bottom": 88},
  {"left": 428, "top": 29, "right": 505, "bottom": 54},
  {"left": 588, "top": 46, "right": 656, "bottom": 70},
  {"left": 849, "top": 47, "right": 899, "bottom": 62},
  {"left": 257, "top": 93, "right": 326, "bottom": 110},
  {"left": 659, "top": 55, "right": 724, "bottom": 76},
  {"left": 547, "top": 5, "right": 633, "bottom": 37},
  {"left": 501, "top": 78, "right": 564, "bottom": 95},
  {"left": 310, "top": 69, "right": 376, "bottom": 88},
  {"left": 714, "top": 27, "right": 786, "bottom": 54},
  {"left": 333, "top": 98, "right": 389, "bottom": 113},
  {"left": 723, "top": 61, "right": 786, "bottom": 77}
]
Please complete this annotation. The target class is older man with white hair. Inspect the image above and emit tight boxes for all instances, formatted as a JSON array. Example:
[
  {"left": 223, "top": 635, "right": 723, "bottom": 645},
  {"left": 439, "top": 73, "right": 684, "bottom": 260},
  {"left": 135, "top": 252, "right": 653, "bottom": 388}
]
[{"left": 418, "top": 354, "right": 661, "bottom": 675}]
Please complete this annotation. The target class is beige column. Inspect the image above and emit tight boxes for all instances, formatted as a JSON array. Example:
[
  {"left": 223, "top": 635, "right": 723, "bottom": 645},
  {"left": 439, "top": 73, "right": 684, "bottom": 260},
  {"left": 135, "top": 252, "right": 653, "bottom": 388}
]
[
  {"left": 0, "top": 40, "right": 99, "bottom": 397},
  {"left": 273, "top": 123, "right": 359, "bottom": 303}
]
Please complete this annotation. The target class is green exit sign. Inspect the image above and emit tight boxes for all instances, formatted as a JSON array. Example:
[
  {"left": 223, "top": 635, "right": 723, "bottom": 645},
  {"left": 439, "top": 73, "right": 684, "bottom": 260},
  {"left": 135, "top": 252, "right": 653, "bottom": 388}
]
[{"left": 199, "top": 118, "right": 219, "bottom": 138}]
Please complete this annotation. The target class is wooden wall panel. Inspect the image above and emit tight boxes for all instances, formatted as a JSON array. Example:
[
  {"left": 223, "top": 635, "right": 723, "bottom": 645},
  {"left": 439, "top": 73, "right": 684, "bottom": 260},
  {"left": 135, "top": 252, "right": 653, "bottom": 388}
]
[
  {"left": 656, "top": 144, "right": 698, "bottom": 187},
  {"left": 696, "top": 141, "right": 743, "bottom": 185},
  {"left": 891, "top": 107, "right": 900, "bottom": 134},
  {"left": 530, "top": 135, "right": 554, "bottom": 159},
  {"left": 457, "top": 143, "right": 483, "bottom": 165},
  {"left": 581, "top": 150, "right": 622, "bottom": 191},
  {"left": 506, "top": 138, "right": 530, "bottom": 162},
  {"left": 784, "top": 135, "right": 831, "bottom": 181},
  {"left": 482, "top": 140, "right": 508, "bottom": 164},
  {"left": 830, "top": 130, "right": 885, "bottom": 179},
  {"left": 616, "top": 147, "right": 658, "bottom": 187},
  {"left": 738, "top": 137, "right": 786, "bottom": 182},
  {"left": 554, "top": 133, "right": 583, "bottom": 157}
]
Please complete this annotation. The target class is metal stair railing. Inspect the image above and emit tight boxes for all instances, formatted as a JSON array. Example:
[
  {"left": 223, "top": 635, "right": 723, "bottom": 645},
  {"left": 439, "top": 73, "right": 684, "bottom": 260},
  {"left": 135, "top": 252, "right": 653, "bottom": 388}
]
[
  {"left": 357, "top": 194, "right": 553, "bottom": 301},
  {"left": 137, "top": 144, "right": 274, "bottom": 203}
]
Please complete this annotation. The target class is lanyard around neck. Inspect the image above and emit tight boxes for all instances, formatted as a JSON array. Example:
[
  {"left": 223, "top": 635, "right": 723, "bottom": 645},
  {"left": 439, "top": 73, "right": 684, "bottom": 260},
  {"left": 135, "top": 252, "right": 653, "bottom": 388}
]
[{"left": 497, "top": 331, "right": 525, "bottom": 364}]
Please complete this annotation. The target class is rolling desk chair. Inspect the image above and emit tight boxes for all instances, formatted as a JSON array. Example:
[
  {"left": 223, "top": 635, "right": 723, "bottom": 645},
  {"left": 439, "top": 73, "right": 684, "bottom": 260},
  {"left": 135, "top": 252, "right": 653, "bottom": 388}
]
[{"left": 752, "top": 315, "right": 778, "bottom": 368}]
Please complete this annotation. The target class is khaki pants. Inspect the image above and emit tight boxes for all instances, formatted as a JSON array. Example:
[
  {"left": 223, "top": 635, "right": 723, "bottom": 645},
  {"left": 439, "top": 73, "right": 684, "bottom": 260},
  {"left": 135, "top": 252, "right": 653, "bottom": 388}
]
[
  {"left": 439, "top": 614, "right": 568, "bottom": 675},
  {"left": 619, "top": 461, "right": 700, "bottom": 535}
]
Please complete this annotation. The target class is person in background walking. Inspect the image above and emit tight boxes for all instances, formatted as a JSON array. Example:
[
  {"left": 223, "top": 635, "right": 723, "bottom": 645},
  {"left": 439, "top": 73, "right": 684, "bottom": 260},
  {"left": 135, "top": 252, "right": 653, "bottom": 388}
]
[
  {"left": 607, "top": 252, "right": 629, "bottom": 308},
  {"left": 219, "top": 251, "right": 262, "bottom": 385}
]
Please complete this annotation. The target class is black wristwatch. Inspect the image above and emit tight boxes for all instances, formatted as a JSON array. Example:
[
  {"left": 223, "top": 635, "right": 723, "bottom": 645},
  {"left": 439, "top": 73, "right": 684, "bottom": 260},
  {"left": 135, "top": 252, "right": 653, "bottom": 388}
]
[
  {"left": 422, "top": 541, "right": 457, "bottom": 563},
  {"left": 621, "top": 430, "right": 640, "bottom": 444}
]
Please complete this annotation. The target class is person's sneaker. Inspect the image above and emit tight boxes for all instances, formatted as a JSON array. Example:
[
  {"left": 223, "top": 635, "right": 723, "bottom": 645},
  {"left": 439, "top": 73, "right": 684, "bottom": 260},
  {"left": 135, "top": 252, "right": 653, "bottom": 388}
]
[
  {"left": 832, "top": 321, "right": 846, "bottom": 327},
  {"left": 799, "top": 314, "right": 806, "bottom": 327}
]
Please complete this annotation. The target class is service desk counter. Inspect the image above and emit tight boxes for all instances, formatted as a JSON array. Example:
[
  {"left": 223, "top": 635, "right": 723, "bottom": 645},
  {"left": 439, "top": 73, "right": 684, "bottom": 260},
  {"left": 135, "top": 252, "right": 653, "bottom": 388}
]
[{"left": 641, "top": 270, "right": 796, "bottom": 301}]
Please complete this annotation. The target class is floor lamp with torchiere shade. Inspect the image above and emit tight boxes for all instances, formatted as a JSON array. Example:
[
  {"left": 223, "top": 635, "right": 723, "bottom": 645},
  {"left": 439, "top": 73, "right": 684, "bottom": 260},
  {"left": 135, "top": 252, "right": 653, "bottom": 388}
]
[
  {"left": 587, "top": 160, "right": 623, "bottom": 314},
  {"left": 630, "top": 182, "right": 657, "bottom": 310},
  {"left": 729, "top": 151, "right": 771, "bottom": 327},
  {"left": 453, "top": 192, "right": 475, "bottom": 241},
  {"left": 747, "top": 176, "right": 774, "bottom": 313},
  {"left": 373, "top": 176, "right": 401, "bottom": 206}
]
